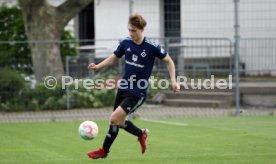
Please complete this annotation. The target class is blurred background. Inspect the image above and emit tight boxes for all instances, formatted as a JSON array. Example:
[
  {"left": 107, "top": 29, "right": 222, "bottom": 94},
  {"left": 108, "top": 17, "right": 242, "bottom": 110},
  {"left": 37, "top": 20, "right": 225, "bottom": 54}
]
[{"left": 0, "top": 0, "right": 276, "bottom": 122}]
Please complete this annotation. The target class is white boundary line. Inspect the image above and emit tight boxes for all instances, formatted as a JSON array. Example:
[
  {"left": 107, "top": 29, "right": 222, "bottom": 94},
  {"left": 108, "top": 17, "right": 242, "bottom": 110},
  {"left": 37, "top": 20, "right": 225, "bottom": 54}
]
[{"left": 141, "top": 119, "right": 189, "bottom": 126}]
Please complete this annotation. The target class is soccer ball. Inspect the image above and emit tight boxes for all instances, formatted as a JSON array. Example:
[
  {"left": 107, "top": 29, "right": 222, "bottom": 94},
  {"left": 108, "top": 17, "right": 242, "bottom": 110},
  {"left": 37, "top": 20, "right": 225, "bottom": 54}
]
[{"left": 78, "top": 121, "right": 99, "bottom": 140}]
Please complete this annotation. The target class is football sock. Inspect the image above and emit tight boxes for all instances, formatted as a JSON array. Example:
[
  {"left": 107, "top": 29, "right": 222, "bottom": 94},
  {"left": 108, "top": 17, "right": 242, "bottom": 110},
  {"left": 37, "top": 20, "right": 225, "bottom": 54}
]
[
  {"left": 103, "top": 125, "right": 119, "bottom": 153},
  {"left": 120, "top": 120, "right": 142, "bottom": 137}
]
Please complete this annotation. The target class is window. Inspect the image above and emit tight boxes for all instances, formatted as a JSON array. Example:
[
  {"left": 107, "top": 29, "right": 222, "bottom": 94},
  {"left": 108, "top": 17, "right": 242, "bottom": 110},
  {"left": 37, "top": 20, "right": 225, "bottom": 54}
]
[
  {"left": 78, "top": 2, "right": 94, "bottom": 45},
  {"left": 164, "top": 0, "right": 181, "bottom": 38}
]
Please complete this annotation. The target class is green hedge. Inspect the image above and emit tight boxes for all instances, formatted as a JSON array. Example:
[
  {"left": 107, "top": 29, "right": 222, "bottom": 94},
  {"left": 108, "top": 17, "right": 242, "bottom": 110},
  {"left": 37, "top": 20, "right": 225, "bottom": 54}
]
[
  {"left": 0, "top": 83, "right": 116, "bottom": 112},
  {"left": 0, "top": 70, "right": 116, "bottom": 112},
  {"left": 0, "top": 68, "right": 25, "bottom": 103}
]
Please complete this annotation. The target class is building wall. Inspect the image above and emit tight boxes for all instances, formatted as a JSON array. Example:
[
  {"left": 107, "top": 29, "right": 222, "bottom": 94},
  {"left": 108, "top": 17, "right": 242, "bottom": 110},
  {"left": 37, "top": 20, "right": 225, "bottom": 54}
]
[
  {"left": 131, "top": 0, "right": 163, "bottom": 39},
  {"left": 94, "top": 0, "right": 163, "bottom": 51},
  {"left": 95, "top": 0, "right": 129, "bottom": 40},
  {"left": 181, "top": 0, "right": 233, "bottom": 38},
  {"left": 93, "top": 0, "right": 167, "bottom": 71},
  {"left": 181, "top": 0, "right": 276, "bottom": 38},
  {"left": 180, "top": 0, "right": 276, "bottom": 75}
]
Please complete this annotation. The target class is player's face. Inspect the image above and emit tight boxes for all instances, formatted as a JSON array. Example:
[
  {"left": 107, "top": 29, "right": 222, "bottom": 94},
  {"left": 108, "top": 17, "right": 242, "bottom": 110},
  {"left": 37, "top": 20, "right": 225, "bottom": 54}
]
[{"left": 128, "top": 24, "right": 143, "bottom": 42}]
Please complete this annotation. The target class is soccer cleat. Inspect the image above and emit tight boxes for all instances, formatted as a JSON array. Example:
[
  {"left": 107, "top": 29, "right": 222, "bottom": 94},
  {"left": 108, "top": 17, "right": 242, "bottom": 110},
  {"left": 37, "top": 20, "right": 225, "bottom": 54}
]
[
  {"left": 87, "top": 148, "right": 107, "bottom": 159},
  {"left": 138, "top": 128, "right": 149, "bottom": 154}
]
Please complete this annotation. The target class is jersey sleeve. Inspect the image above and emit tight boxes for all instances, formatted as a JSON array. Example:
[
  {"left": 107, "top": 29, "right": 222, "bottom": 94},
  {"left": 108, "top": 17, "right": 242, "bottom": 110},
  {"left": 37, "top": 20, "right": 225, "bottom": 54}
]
[
  {"left": 113, "top": 40, "right": 125, "bottom": 58},
  {"left": 155, "top": 45, "right": 168, "bottom": 60}
]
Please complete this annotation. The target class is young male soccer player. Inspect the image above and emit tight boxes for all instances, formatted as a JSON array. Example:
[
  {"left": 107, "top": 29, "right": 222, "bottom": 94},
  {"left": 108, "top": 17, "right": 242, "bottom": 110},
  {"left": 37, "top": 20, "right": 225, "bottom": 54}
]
[{"left": 87, "top": 14, "right": 180, "bottom": 159}]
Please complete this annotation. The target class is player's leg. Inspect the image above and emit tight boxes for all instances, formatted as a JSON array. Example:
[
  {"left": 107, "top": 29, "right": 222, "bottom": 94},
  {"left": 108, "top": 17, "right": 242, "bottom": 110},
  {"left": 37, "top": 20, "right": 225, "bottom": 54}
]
[
  {"left": 120, "top": 97, "right": 144, "bottom": 137},
  {"left": 119, "top": 96, "right": 149, "bottom": 154},
  {"left": 121, "top": 119, "right": 148, "bottom": 154},
  {"left": 102, "top": 106, "right": 127, "bottom": 152},
  {"left": 119, "top": 95, "right": 145, "bottom": 136},
  {"left": 112, "top": 90, "right": 144, "bottom": 137},
  {"left": 87, "top": 91, "right": 126, "bottom": 159},
  {"left": 87, "top": 106, "right": 127, "bottom": 159},
  {"left": 98, "top": 90, "right": 127, "bottom": 153},
  {"left": 121, "top": 119, "right": 142, "bottom": 136}
]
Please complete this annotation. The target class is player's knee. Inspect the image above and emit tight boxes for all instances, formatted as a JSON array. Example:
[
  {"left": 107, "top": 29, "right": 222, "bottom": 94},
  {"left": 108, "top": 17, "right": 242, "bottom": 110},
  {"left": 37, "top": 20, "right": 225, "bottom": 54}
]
[
  {"left": 109, "top": 117, "right": 117, "bottom": 125},
  {"left": 109, "top": 114, "right": 122, "bottom": 125},
  {"left": 109, "top": 107, "right": 126, "bottom": 125}
]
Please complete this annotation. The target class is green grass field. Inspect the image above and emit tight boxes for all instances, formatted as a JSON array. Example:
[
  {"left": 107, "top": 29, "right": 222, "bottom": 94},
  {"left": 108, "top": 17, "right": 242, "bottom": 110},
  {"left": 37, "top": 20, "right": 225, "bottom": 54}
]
[{"left": 0, "top": 116, "right": 275, "bottom": 164}]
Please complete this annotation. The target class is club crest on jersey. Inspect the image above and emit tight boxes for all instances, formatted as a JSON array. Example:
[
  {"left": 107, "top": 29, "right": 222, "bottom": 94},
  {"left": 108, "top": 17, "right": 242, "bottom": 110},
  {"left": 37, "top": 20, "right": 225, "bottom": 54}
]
[
  {"left": 127, "top": 47, "right": 131, "bottom": 52},
  {"left": 140, "top": 50, "right": 147, "bottom": 58},
  {"left": 161, "top": 48, "right": 165, "bottom": 54},
  {"left": 132, "top": 54, "right": 138, "bottom": 62}
]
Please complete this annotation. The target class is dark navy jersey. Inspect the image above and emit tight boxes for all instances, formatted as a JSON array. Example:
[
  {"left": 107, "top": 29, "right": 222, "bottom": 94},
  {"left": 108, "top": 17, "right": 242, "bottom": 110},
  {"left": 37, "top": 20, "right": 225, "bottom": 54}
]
[{"left": 113, "top": 37, "right": 167, "bottom": 96}]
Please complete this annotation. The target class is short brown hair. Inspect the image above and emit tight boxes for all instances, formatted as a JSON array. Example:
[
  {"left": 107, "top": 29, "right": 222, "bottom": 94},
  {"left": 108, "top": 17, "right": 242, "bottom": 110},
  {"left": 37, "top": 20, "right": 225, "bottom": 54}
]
[{"left": 128, "top": 14, "right": 147, "bottom": 29}]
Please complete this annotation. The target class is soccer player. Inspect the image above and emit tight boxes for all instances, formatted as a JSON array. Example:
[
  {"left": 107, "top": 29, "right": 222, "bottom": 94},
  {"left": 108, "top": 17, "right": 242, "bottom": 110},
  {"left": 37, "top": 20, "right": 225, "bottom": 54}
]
[{"left": 87, "top": 14, "right": 180, "bottom": 159}]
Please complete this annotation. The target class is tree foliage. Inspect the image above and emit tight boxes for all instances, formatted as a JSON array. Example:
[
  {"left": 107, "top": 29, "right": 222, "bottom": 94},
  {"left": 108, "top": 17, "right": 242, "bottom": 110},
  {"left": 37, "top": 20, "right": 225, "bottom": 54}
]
[{"left": 0, "top": 5, "right": 32, "bottom": 74}]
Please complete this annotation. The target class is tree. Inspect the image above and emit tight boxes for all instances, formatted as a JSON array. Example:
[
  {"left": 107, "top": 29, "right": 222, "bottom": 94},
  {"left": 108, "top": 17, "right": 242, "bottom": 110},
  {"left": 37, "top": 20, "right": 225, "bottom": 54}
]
[
  {"left": 0, "top": 4, "right": 77, "bottom": 75},
  {"left": 18, "top": 0, "right": 93, "bottom": 82},
  {"left": 0, "top": 5, "right": 32, "bottom": 74}
]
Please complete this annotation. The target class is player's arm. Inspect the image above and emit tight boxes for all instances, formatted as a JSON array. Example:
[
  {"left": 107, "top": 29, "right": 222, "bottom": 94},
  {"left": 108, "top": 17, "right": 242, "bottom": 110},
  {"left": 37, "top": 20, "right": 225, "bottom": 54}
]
[
  {"left": 88, "top": 54, "right": 119, "bottom": 70},
  {"left": 162, "top": 55, "right": 180, "bottom": 92}
]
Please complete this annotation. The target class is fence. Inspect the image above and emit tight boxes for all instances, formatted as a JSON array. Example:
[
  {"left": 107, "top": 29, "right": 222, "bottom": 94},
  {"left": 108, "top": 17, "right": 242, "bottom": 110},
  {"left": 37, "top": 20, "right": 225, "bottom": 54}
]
[
  {"left": 1, "top": 0, "right": 276, "bottom": 121},
  {"left": 240, "top": 38, "right": 276, "bottom": 76},
  {"left": 1, "top": 38, "right": 275, "bottom": 109}
]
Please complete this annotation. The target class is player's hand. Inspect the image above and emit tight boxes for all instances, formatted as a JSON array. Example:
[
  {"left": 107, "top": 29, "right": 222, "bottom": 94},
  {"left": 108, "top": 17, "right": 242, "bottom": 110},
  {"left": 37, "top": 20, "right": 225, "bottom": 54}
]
[
  {"left": 171, "top": 81, "right": 180, "bottom": 92},
  {"left": 88, "top": 63, "right": 98, "bottom": 70}
]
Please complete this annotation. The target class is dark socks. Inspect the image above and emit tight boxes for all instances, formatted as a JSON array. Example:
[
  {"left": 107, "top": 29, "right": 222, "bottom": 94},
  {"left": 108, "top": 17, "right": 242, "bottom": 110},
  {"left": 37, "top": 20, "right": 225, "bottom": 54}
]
[
  {"left": 103, "top": 125, "right": 119, "bottom": 153},
  {"left": 102, "top": 121, "right": 142, "bottom": 153},
  {"left": 120, "top": 120, "right": 142, "bottom": 137}
]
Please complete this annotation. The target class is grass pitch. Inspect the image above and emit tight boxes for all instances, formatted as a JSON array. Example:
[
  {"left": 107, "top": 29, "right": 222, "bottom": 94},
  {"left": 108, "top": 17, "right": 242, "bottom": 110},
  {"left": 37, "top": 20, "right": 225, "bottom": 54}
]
[{"left": 0, "top": 116, "right": 275, "bottom": 164}]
